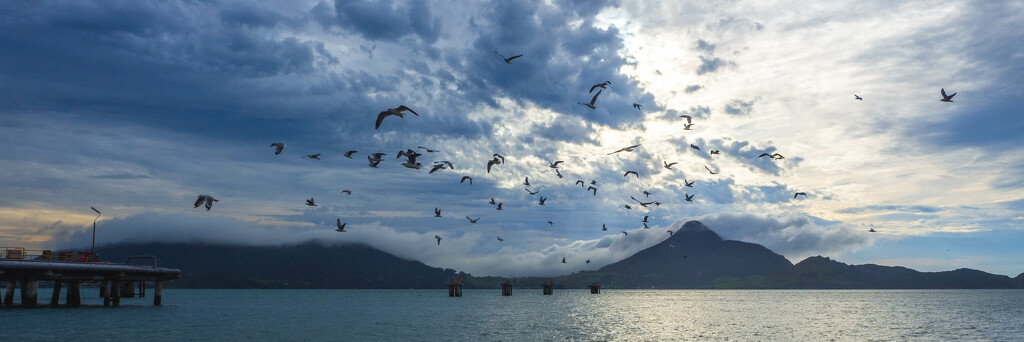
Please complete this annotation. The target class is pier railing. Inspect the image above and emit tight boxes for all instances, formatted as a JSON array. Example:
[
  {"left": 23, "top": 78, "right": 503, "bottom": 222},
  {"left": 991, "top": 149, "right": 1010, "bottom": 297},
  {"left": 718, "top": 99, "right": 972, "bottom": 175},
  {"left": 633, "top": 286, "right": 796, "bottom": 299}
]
[{"left": 1, "top": 247, "right": 99, "bottom": 262}]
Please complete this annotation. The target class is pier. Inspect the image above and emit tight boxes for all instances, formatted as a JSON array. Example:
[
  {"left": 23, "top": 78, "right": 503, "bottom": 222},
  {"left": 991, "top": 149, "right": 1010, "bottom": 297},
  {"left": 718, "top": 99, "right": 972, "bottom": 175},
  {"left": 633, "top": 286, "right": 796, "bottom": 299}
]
[
  {"left": 501, "top": 279, "right": 513, "bottom": 296},
  {"left": 588, "top": 282, "right": 601, "bottom": 294},
  {"left": 1, "top": 249, "right": 180, "bottom": 307}
]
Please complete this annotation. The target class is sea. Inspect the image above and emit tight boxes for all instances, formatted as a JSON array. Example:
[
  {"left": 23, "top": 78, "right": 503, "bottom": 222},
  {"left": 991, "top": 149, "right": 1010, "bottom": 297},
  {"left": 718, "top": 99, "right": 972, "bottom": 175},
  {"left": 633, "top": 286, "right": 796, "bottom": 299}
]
[{"left": 3, "top": 289, "right": 1023, "bottom": 341}]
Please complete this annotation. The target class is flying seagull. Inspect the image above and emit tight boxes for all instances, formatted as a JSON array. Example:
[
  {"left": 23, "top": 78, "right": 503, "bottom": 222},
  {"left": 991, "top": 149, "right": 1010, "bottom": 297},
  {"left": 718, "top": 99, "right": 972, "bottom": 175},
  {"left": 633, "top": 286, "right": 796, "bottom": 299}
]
[
  {"left": 704, "top": 165, "right": 718, "bottom": 175},
  {"left": 586, "top": 260, "right": 591, "bottom": 264},
  {"left": 435, "top": 235, "right": 442, "bottom": 246},
  {"left": 679, "top": 114, "right": 692, "bottom": 124},
  {"left": 667, "top": 230, "right": 673, "bottom": 236},
  {"left": 683, "top": 123, "right": 695, "bottom": 130},
  {"left": 524, "top": 177, "right": 530, "bottom": 186},
  {"left": 496, "top": 202, "right": 503, "bottom": 210},
  {"left": 429, "top": 163, "right": 446, "bottom": 174},
  {"left": 633, "top": 103, "right": 642, "bottom": 110},
  {"left": 561, "top": 257, "right": 566, "bottom": 263},
  {"left": 642, "top": 216, "right": 649, "bottom": 223},
  {"left": 418, "top": 146, "right": 440, "bottom": 153},
  {"left": 343, "top": 150, "right": 357, "bottom": 158},
  {"left": 335, "top": 219, "right": 347, "bottom": 232},
  {"left": 663, "top": 161, "right": 678, "bottom": 169},
  {"left": 623, "top": 171, "right": 639, "bottom": 178},
  {"left": 269, "top": 143, "right": 285, "bottom": 155},
  {"left": 487, "top": 157, "right": 502, "bottom": 173},
  {"left": 690, "top": 144, "right": 700, "bottom": 151},
  {"left": 643, "top": 191, "right": 652, "bottom": 198},
  {"left": 375, "top": 105, "right": 419, "bottom": 130},
  {"left": 497, "top": 236, "right": 504, "bottom": 242},
  {"left": 589, "top": 81, "right": 611, "bottom": 93},
  {"left": 684, "top": 179, "right": 694, "bottom": 187},
  {"left": 340, "top": 190, "right": 352, "bottom": 195},
  {"left": 576, "top": 180, "right": 585, "bottom": 187},
  {"left": 525, "top": 188, "right": 538, "bottom": 195},
  {"left": 587, "top": 186, "right": 597, "bottom": 196},
  {"left": 854, "top": 94, "right": 863, "bottom": 101},
  {"left": 489, "top": 198, "right": 496, "bottom": 205},
  {"left": 461, "top": 176, "right": 473, "bottom": 185},
  {"left": 555, "top": 169, "right": 564, "bottom": 179},
  {"left": 684, "top": 193, "right": 695, "bottom": 202},
  {"left": 794, "top": 192, "right": 807, "bottom": 199},
  {"left": 193, "top": 195, "right": 218, "bottom": 211},
  {"left": 940, "top": 88, "right": 956, "bottom": 102},
  {"left": 602, "top": 224, "right": 608, "bottom": 231},
  {"left": 467, "top": 216, "right": 479, "bottom": 223},
  {"left": 305, "top": 198, "right": 317, "bottom": 206},
  {"left": 539, "top": 197, "right": 547, "bottom": 205},
  {"left": 304, "top": 153, "right": 321, "bottom": 160},
  {"left": 643, "top": 222, "right": 649, "bottom": 229},
  {"left": 624, "top": 204, "right": 632, "bottom": 210},
  {"left": 493, "top": 153, "right": 505, "bottom": 164},
  {"left": 608, "top": 144, "right": 642, "bottom": 155},
  {"left": 868, "top": 228, "right": 876, "bottom": 233},
  {"left": 622, "top": 231, "right": 628, "bottom": 236},
  {"left": 579, "top": 89, "right": 602, "bottom": 109},
  {"left": 494, "top": 51, "right": 523, "bottom": 64},
  {"left": 548, "top": 220, "right": 554, "bottom": 225},
  {"left": 710, "top": 150, "right": 721, "bottom": 155},
  {"left": 434, "top": 208, "right": 442, "bottom": 217},
  {"left": 548, "top": 160, "right": 564, "bottom": 168}
]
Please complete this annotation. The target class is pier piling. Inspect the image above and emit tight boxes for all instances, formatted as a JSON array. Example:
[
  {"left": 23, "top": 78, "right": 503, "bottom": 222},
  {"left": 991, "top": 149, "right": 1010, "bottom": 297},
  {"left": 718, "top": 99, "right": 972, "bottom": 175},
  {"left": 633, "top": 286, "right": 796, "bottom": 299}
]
[
  {"left": 154, "top": 281, "right": 162, "bottom": 306},
  {"left": 20, "top": 279, "right": 38, "bottom": 307},
  {"left": 541, "top": 279, "right": 554, "bottom": 295},
  {"left": 103, "top": 279, "right": 111, "bottom": 307},
  {"left": 67, "top": 280, "right": 81, "bottom": 307},
  {"left": 3, "top": 281, "right": 14, "bottom": 306},
  {"left": 501, "top": 279, "right": 513, "bottom": 296},
  {"left": 588, "top": 282, "right": 601, "bottom": 294},
  {"left": 446, "top": 278, "right": 464, "bottom": 297},
  {"left": 50, "top": 280, "right": 62, "bottom": 306}
]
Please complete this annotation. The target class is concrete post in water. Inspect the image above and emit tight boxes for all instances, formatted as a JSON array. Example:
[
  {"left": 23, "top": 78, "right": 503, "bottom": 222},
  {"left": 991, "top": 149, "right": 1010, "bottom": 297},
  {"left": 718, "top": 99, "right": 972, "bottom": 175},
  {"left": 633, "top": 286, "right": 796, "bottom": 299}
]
[
  {"left": 541, "top": 279, "right": 554, "bottom": 295},
  {"left": 3, "top": 281, "right": 15, "bottom": 306},
  {"left": 588, "top": 282, "right": 601, "bottom": 294},
  {"left": 103, "top": 279, "right": 112, "bottom": 307},
  {"left": 112, "top": 281, "right": 121, "bottom": 306},
  {"left": 153, "top": 281, "right": 162, "bottom": 306},
  {"left": 20, "top": 279, "right": 39, "bottom": 307},
  {"left": 501, "top": 279, "right": 513, "bottom": 296},
  {"left": 67, "top": 280, "right": 81, "bottom": 307},
  {"left": 50, "top": 280, "right": 63, "bottom": 306}
]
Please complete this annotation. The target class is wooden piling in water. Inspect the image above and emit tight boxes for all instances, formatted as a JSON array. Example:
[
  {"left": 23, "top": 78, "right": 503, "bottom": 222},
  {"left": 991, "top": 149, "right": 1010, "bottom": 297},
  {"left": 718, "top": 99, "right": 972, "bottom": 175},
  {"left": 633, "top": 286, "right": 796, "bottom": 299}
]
[
  {"left": 103, "top": 279, "right": 111, "bottom": 307},
  {"left": 541, "top": 279, "right": 554, "bottom": 295},
  {"left": 50, "top": 280, "right": 63, "bottom": 306},
  {"left": 588, "top": 282, "right": 601, "bottom": 294},
  {"left": 501, "top": 279, "right": 513, "bottom": 296}
]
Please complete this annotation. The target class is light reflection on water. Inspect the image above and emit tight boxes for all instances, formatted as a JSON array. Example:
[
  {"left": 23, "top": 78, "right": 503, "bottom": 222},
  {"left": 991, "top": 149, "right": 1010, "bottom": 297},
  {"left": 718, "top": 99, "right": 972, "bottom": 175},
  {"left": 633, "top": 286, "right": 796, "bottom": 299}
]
[{"left": 3, "top": 289, "right": 1023, "bottom": 341}]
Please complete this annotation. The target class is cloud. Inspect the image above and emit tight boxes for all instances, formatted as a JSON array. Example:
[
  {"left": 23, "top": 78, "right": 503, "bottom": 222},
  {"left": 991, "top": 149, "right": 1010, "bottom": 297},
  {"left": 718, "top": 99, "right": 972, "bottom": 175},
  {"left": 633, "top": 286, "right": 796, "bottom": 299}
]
[
  {"left": 695, "top": 55, "right": 734, "bottom": 75},
  {"left": 697, "top": 212, "right": 872, "bottom": 260},
  {"left": 723, "top": 98, "right": 755, "bottom": 116},
  {"left": 836, "top": 205, "right": 943, "bottom": 214},
  {"left": 312, "top": 0, "right": 442, "bottom": 44},
  {"left": 693, "top": 39, "right": 716, "bottom": 54},
  {"left": 684, "top": 84, "right": 703, "bottom": 93}
]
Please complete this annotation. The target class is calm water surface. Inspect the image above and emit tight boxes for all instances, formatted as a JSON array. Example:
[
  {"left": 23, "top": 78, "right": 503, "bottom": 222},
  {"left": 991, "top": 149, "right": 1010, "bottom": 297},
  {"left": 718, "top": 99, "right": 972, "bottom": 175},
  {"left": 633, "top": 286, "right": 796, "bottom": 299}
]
[{"left": 4, "top": 289, "right": 1023, "bottom": 341}]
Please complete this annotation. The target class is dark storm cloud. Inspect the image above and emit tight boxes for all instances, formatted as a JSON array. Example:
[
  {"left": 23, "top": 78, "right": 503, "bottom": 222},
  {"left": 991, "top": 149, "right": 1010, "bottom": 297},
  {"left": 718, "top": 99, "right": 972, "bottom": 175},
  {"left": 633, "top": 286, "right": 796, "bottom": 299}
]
[
  {"left": 531, "top": 119, "right": 599, "bottom": 145},
  {"left": 311, "top": 0, "right": 442, "bottom": 44},
  {"left": 723, "top": 98, "right": 755, "bottom": 116},
  {"left": 684, "top": 84, "right": 704, "bottom": 93}
]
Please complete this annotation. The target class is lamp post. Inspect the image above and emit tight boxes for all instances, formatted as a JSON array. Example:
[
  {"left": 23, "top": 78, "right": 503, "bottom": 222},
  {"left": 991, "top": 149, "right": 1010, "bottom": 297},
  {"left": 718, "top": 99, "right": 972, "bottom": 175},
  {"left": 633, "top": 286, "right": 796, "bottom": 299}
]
[{"left": 90, "top": 207, "right": 101, "bottom": 262}]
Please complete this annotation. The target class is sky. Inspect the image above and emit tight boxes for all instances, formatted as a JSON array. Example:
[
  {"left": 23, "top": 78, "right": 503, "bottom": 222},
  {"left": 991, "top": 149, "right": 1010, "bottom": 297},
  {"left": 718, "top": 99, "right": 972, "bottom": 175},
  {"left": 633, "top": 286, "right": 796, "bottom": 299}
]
[{"left": 1, "top": 0, "right": 1022, "bottom": 277}]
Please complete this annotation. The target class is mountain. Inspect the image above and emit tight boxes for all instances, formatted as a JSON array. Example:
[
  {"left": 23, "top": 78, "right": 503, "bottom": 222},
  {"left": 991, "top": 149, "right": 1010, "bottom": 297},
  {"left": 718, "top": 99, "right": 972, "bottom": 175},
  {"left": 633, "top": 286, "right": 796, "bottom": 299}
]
[
  {"left": 530, "top": 220, "right": 794, "bottom": 289},
  {"left": 96, "top": 241, "right": 465, "bottom": 289},
  {"left": 716, "top": 256, "right": 1024, "bottom": 289}
]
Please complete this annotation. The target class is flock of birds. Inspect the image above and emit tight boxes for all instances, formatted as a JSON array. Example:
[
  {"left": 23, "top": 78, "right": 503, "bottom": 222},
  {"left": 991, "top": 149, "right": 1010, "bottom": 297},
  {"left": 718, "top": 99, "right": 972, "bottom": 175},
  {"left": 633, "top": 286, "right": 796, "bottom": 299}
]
[{"left": 192, "top": 49, "right": 959, "bottom": 266}]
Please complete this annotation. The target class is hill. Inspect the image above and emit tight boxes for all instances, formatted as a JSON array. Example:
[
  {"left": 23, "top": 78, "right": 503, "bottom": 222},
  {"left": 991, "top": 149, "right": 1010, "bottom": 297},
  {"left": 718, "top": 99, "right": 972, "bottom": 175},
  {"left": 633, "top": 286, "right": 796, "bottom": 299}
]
[{"left": 96, "top": 241, "right": 465, "bottom": 288}]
